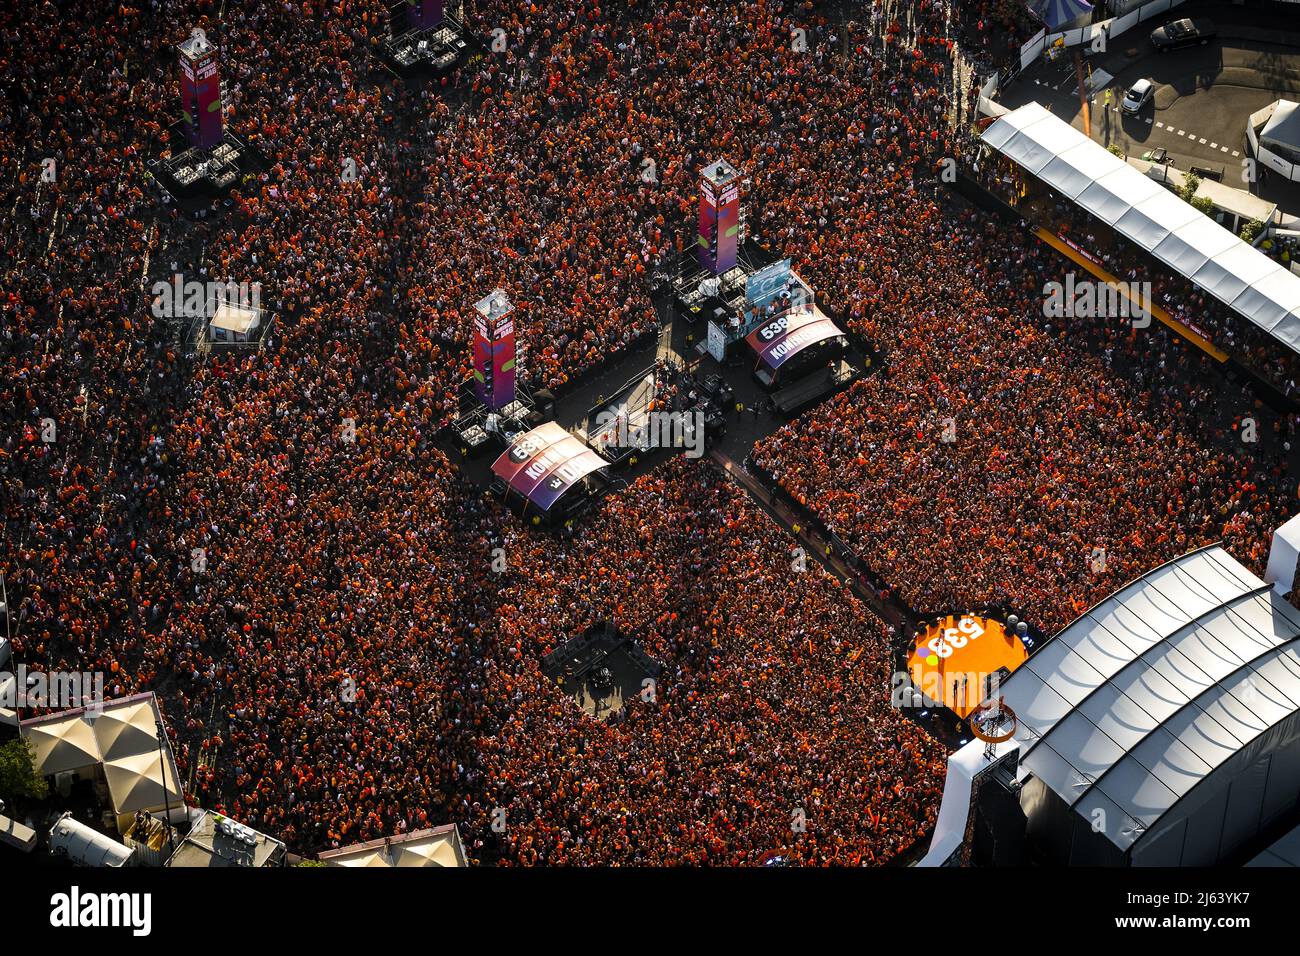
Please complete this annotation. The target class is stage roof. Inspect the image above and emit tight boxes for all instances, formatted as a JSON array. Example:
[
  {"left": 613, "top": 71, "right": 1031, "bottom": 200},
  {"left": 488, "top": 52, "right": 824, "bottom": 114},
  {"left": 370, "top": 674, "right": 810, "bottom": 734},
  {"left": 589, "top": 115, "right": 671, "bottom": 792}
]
[
  {"left": 491, "top": 422, "right": 608, "bottom": 512},
  {"left": 982, "top": 102, "right": 1300, "bottom": 354},
  {"left": 210, "top": 300, "right": 261, "bottom": 334},
  {"left": 745, "top": 307, "right": 845, "bottom": 370},
  {"left": 1248, "top": 820, "right": 1300, "bottom": 867},
  {"left": 999, "top": 545, "right": 1300, "bottom": 855}
]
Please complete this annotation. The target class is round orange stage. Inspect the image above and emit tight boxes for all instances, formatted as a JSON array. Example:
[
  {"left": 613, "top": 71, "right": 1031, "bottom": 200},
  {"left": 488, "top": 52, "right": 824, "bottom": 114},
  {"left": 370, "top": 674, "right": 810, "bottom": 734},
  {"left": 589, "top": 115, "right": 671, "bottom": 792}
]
[{"left": 908, "top": 615, "right": 1029, "bottom": 719}]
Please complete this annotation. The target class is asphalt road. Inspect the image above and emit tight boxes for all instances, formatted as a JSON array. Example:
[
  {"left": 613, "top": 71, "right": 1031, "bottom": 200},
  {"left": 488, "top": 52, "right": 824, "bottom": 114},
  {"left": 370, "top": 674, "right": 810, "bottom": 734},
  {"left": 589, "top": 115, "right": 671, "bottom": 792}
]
[{"left": 999, "top": 13, "right": 1300, "bottom": 215}]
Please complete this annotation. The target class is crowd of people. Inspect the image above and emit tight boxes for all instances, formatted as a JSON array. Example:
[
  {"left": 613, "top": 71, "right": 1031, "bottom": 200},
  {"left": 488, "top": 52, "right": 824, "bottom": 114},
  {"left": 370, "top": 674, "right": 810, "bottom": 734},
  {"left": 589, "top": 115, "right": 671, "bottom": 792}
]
[
  {"left": 3, "top": 0, "right": 1299, "bottom": 866},
  {"left": 753, "top": 193, "right": 1298, "bottom": 634}
]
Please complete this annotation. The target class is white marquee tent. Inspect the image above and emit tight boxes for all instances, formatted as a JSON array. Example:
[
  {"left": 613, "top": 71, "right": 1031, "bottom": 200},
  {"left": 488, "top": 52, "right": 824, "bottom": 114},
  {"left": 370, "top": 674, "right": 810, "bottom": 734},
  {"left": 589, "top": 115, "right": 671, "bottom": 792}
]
[
  {"left": 20, "top": 693, "right": 183, "bottom": 828},
  {"left": 1261, "top": 100, "right": 1300, "bottom": 157},
  {"left": 982, "top": 102, "right": 1300, "bottom": 351},
  {"left": 317, "top": 823, "right": 467, "bottom": 868},
  {"left": 1002, "top": 545, "right": 1300, "bottom": 866}
]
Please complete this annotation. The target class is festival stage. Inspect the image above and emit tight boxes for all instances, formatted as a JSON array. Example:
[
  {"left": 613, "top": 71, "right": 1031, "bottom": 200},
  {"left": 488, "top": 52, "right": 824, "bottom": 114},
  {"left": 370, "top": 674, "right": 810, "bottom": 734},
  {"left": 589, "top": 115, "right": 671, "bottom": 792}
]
[{"left": 542, "top": 622, "right": 664, "bottom": 721}]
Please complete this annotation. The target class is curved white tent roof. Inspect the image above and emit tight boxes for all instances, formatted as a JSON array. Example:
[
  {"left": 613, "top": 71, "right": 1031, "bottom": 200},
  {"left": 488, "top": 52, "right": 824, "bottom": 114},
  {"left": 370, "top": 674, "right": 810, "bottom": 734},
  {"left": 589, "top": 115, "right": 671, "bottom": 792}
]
[
  {"left": 1001, "top": 545, "right": 1300, "bottom": 857},
  {"left": 983, "top": 102, "right": 1300, "bottom": 354}
]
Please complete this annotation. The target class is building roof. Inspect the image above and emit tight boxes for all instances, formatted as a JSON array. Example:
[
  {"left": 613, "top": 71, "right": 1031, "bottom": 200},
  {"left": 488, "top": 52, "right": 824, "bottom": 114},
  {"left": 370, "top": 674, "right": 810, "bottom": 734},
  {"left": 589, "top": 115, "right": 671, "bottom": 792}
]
[
  {"left": 317, "top": 824, "right": 467, "bottom": 867},
  {"left": 1000, "top": 545, "right": 1300, "bottom": 852},
  {"left": 701, "top": 158, "right": 740, "bottom": 187},
  {"left": 983, "top": 102, "right": 1300, "bottom": 353},
  {"left": 1128, "top": 158, "right": 1278, "bottom": 226},
  {"left": 178, "top": 28, "right": 214, "bottom": 59},
  {"left": 165, "top": 810, "right": 286, "bottom": 868},
  {"left": 209, "top": 299, "right": 261, "bottom": 334}
]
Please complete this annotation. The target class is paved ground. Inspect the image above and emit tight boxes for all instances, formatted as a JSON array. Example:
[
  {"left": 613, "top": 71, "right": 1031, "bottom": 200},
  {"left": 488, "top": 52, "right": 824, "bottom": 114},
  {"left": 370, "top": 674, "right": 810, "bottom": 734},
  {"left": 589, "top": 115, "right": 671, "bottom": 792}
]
[{"left": 999, "top": 2, "right": 1300, "bottom": 216}]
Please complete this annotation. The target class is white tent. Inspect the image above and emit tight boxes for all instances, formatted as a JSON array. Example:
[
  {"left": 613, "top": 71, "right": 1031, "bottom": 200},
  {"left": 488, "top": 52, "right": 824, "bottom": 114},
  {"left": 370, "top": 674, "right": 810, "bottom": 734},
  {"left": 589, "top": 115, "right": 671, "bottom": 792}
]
[
  {"left": 318, "top": 824, "right": 467, "bottom": 868},
  {"left": 1266, "top": 512, "right": 1300, "bottom": 595},
  {"left": 21, "top": 714, "right": 101, "bottom": 776},
  {"left": 1261, "top": 100, "right": 1300, "bottom": 156},
  {"left": 103, "top": 750, "right": 184, "bottom": 816},
  {"left": 19, "top": 693, "right": 183, "bottom": 824},
  {"left": 1001, "top": 545, "right": 1300, "bottom": 865},
  {"left": 983, "top": 102, "right": 1300, "bottom": 354},
  {"left": 92, "top": 698, "right": 161, "bottom": 763}
]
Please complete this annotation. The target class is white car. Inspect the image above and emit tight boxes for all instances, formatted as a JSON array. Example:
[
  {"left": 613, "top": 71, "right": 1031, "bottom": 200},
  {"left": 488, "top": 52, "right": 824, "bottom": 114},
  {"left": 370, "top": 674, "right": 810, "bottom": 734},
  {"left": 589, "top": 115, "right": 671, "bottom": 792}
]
[{"left": 1121, "top": 78, "right": 1154, "bottom": 115}]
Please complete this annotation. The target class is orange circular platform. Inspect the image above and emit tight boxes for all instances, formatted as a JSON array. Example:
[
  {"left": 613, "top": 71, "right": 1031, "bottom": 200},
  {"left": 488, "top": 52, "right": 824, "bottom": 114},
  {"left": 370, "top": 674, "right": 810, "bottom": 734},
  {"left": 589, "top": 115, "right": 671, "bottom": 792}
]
[{"left": 908, "top": 615, "right": 1029, "bottom": 718}]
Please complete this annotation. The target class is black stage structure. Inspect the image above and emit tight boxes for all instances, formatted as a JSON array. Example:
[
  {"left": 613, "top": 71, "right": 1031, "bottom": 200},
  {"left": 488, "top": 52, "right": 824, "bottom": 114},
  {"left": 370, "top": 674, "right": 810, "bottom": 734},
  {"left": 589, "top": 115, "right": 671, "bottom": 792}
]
[
  {"left": 376, "top": 2, "right": 484, "bottom": 79},
  {"left": 542, "top": 622, "right": 664, "bottom": 721}
]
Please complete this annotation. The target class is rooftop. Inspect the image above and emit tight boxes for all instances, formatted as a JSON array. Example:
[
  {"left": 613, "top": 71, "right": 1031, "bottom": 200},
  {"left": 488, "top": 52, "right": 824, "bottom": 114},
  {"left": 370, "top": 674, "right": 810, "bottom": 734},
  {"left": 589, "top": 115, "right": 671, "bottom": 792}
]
[{"left": 166, "top": 810, "right": 286, "bottom": 868}]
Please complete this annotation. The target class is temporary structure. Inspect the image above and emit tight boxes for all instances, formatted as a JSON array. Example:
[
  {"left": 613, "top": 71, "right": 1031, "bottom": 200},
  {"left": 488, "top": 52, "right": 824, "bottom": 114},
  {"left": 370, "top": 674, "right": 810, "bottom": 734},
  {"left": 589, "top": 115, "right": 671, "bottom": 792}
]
[
  {"left": 317, "top": 824, "right": 467, "bottom": 868},
  {"left": 21, "top": 714, "right": 101, "bottom": 776}
]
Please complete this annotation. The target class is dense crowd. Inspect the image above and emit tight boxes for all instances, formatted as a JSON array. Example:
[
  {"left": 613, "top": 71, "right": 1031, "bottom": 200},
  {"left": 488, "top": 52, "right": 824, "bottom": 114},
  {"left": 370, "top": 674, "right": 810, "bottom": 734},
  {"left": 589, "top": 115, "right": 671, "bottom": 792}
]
[
  {"left": 2, "top": 0, "right": 1297, "bottom": 867},
  {"left": 753, "top": 198, "right": 1297, "bottom": 633}
]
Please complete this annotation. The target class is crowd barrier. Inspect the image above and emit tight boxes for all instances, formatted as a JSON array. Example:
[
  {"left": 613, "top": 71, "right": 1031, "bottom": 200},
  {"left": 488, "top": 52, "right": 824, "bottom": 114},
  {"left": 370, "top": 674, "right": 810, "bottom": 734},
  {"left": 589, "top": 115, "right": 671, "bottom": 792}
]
[{"left": 1012, "top": 0, "right": 1189, "bottom": 79}]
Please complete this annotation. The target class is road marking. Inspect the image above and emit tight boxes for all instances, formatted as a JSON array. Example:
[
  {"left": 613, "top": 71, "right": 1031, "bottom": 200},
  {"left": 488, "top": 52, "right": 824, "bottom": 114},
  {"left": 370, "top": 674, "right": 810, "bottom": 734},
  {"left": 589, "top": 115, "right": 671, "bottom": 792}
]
[
  {"left": 1220, "top": 146, "right": 1229, "bottom": 153},
  {"left": 1198, "top": 137, "right": 1207, "bottom": 144},
  {"left": 1210, "top": 142, "right": 1217, "bottom": 149},
  {"left": 1232, "top": 150, "right": 1240, "bottom": 157},
  {"left": 1156, "top": 121, "right": 1165, "bottom": 128},
  {"left": 1177, "top": 130, "right": 1185, "bottom": 136},
  {"left": 1144, "top": 118, "right": 1152, "bottom": 124}
]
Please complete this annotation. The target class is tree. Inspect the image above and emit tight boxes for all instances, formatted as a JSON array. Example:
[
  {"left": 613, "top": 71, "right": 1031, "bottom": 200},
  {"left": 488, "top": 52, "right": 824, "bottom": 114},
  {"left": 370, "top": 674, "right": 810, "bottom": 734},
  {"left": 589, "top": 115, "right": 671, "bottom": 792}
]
[
  {"left": 1107, "top": 144, "right": 1125, "bottom": 158},
  {"left": 1241, "top": 219, "right": 1266, "bottom": 244},
  {"left": 1190, "top": 195, "right": 1216, "bottom": 215},
  {"left": 0, "top": 738, "right": 49, "bottom": 806},
  {"left": 1176, "top": 172, "right": 1201, "bottom": 204}
]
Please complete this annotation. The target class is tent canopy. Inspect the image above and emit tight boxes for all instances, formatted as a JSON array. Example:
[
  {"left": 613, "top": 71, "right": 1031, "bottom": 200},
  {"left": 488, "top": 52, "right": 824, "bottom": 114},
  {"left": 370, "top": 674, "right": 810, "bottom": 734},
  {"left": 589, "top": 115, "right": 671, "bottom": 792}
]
[
  {"left": 983, "top": 102, "right": 1300, "bottom": 355},
  {"left": 20, "top": 693, "right": 182, "bottom": 816},
  {"left": 93, "top": 699, "right": 161, "bottom": 762},
  {"left": 102, "top": 749, "right": 184, "bottom": 815},
  {"left": 318, "top": 824, "right": 467, "bottom": 868},
  {"left": 1030, "top": 0, "right": 1093, "bottom": 31},
  {"left": 1261, "top": 100, "right": 1300, "bottom": 153},
  {"left": 22, "top": 717, "right": 100, "bottom": 776},
  {"left": 999, "top": 545, "right": 1300, "bottom": 856}
]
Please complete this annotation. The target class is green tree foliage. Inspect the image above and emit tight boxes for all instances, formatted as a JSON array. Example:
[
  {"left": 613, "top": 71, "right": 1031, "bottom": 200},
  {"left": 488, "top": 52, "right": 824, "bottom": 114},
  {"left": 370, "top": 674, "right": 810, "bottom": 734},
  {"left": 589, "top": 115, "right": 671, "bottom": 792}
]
[{"left": 0, "top": 738, "right": 49, "bottom": 805}]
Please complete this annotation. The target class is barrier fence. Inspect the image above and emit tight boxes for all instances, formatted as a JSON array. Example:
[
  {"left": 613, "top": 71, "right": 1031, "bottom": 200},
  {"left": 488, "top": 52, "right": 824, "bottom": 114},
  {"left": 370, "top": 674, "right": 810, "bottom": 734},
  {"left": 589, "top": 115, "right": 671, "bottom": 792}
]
[{"left": 1013, "top": 0, "right": 1189, "bottom": 79}]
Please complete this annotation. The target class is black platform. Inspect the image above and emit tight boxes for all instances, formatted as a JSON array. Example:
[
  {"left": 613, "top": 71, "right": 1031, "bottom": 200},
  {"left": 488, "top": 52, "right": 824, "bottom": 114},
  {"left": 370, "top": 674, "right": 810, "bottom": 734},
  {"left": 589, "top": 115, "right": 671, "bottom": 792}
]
[
  {"left": 148, "top": 125, "right": 262, "bottom": 202},
  {"left": 376, "top": 18, "right": 484, "bottom": 78}
]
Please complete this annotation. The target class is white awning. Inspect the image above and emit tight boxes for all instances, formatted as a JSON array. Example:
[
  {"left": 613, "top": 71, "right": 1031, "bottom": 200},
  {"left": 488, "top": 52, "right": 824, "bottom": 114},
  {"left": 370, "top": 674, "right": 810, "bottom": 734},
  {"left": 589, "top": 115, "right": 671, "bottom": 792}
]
[{"left": 983, "top": 102, "right": 1300, "bottom": 355}]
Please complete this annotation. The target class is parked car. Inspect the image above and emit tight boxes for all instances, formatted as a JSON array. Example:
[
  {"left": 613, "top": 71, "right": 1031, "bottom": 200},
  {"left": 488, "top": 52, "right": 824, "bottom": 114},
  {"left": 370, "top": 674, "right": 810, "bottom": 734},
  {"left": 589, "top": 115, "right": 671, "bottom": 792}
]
[
  {"left": 1150, "top": 18, "right": 1216, "bottom": 51},
  {"left": 1120, "top": 78, "right": 1154, "bottom": 114}
]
